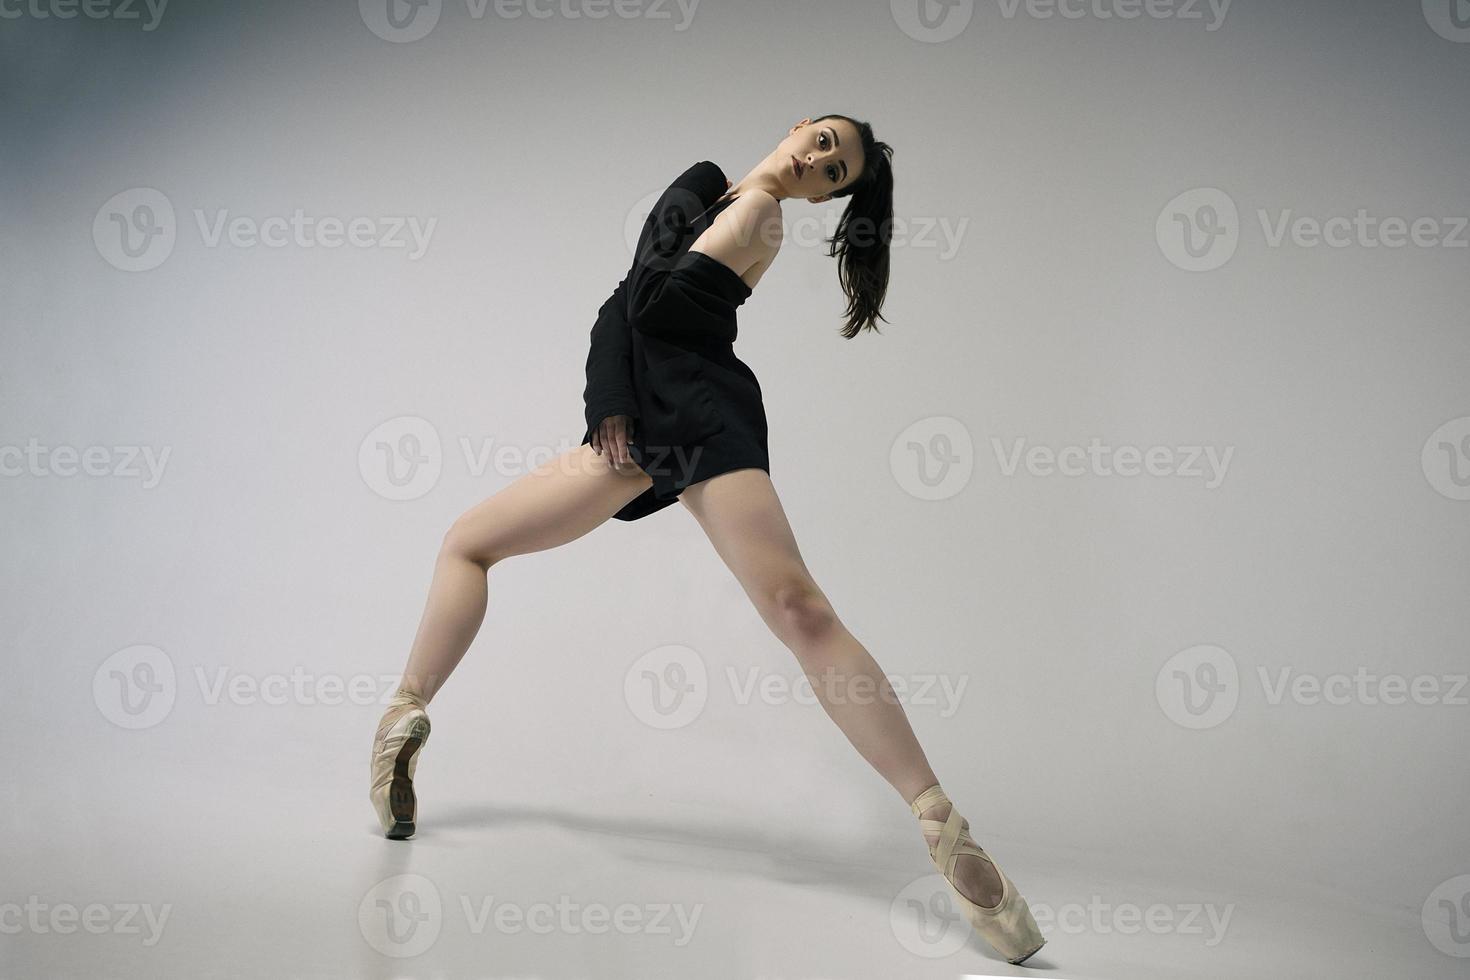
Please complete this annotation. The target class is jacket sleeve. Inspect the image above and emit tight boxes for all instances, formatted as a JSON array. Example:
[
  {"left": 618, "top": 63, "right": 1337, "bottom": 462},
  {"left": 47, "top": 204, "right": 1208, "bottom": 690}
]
[
  {"left": 582, "top": 271, "right": 639, "bottom": 439},
  {"left": 624, "top": 160, "right": 732, "bottom": 342}
]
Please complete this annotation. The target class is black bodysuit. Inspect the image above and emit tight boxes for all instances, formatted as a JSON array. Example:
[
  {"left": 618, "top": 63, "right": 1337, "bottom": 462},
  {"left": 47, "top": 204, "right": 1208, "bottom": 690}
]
[{"left": 580, "top": 160, "right": 769, "bottom": 522}]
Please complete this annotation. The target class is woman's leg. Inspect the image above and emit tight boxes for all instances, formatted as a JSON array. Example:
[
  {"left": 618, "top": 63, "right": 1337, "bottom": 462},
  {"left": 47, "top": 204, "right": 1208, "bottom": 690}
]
[
  {"left": 678, "top": 468, "right": 1002, "bottom": 907},
  {"left": 396, "top": 441, "right": 652, "bottom": 703}
]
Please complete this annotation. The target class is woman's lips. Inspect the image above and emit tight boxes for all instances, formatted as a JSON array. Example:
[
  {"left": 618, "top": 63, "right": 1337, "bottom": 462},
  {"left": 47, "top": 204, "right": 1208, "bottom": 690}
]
[{"left": 791, "top": 155, "right": 803, "bottom": 179}]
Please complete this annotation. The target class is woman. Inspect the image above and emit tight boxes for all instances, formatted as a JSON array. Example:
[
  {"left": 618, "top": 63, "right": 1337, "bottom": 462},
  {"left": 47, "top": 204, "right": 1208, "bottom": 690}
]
[{"left": 368, "top": 114, "right": 1046, "bottom": 964}]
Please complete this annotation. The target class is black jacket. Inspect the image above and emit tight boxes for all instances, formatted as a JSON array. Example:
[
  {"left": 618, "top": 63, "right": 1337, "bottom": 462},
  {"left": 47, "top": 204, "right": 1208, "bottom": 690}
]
[{"left": 581, "top": 159, "right": 746, "bottom": 447}]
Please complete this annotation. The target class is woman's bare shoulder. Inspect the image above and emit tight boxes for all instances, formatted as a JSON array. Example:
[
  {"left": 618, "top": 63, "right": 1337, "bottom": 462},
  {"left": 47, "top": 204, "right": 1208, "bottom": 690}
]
[{"left": 723, "top": 189, "right": 783, "bottom": 289}]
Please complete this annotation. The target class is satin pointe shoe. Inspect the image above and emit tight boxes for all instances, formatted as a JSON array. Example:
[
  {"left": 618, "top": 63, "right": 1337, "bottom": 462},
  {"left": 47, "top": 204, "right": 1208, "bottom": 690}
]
[
  {"left": 370, "top": 689, "right": 431, "bottom": 840},
  {"left": 910, "top": 783, "right": 1046, "bottom": 964}
]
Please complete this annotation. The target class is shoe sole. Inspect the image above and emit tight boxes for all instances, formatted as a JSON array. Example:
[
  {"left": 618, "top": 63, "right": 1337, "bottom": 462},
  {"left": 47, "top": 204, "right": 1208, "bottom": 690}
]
[
  {"left": 385, "top": 718, "right": 429, "bottom": 840},
  {"left": 1007, "top": 937, "right": 1046, "bottom": 965}
]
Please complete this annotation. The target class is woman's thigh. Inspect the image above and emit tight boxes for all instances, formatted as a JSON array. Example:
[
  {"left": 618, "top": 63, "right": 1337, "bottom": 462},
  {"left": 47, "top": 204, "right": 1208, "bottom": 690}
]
[
  {"left": 446, "top": 442, "right": 652, "bottom": 566},
  {"left": 677, "top": 468, "right": 826, "bottom": 620}
]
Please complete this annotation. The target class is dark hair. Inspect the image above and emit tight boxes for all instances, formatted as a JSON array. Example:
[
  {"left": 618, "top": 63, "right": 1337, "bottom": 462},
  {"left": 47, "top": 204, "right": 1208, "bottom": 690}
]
[{"left": 812, "top": 112, "right": 894, "bottom": 339}]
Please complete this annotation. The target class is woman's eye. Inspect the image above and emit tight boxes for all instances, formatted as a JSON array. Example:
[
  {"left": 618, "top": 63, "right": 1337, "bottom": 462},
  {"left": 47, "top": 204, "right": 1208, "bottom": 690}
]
[
  {"left": 818, "top": 133, "right": 829, "bottom": 149},
  {"left": 827, "top": 166, "right": 838, "bottom": 182}
]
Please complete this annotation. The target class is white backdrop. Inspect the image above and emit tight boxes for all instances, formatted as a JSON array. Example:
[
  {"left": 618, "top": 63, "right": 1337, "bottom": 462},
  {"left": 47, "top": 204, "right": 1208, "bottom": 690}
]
[{"left": 3, "top": 2, "right": 1467, "bottom": 977}]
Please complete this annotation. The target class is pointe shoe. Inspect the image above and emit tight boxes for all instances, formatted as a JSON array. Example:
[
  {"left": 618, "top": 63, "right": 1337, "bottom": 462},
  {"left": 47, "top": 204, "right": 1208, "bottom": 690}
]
[
  {"left": 370, "top": 689, "right": 431, "bottom": 839},
  {"left": 910, "top": 784, "right": 1046, "bottom": 965}
]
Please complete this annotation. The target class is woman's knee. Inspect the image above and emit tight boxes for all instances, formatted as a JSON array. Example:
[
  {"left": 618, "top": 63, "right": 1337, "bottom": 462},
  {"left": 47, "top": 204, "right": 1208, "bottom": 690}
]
[
  {"left": 441, "top": 512, "right": 502, "bottom": 570},
  {"left": 767, "top": 581, "right": 840, "bottom": 648}
]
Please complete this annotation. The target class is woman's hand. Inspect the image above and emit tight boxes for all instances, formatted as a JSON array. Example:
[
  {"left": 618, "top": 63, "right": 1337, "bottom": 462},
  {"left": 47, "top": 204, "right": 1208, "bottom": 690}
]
[{"left": 591, "top": 413, "right": 637, "bottom": 469}]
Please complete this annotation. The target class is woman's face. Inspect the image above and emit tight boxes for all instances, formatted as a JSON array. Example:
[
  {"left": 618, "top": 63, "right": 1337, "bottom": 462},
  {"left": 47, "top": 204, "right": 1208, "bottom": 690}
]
[{"left": 777, "top": 117, "right": 864, "bottom": 203}]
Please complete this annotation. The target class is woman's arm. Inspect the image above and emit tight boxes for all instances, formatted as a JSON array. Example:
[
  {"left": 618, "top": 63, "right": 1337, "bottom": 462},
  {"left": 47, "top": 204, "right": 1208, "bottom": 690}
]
[
  {"left": 581, "top": 272, "right": 639, "bottom": 443},
  {"left": 582, "top": 160, "right": 725, "bottom": 435}
]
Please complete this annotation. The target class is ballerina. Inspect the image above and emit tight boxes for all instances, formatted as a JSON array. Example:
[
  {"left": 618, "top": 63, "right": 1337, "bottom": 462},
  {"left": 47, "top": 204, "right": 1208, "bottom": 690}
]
[{"left": 369, "top": 113, "right": 1046, "bottom": 965}]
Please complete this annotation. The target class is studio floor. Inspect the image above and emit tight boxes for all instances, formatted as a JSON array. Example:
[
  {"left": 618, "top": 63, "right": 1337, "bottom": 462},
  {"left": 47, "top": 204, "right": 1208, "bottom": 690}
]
[{"left": 2, "top": 757, "right": 1454, "bottom": 980}]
